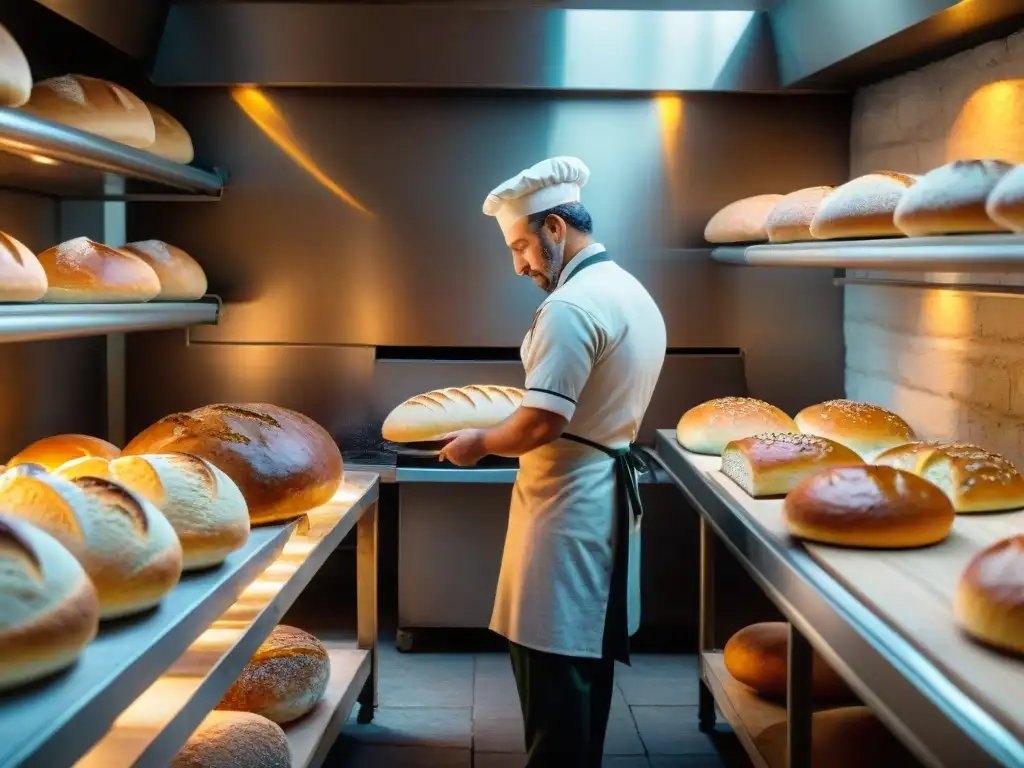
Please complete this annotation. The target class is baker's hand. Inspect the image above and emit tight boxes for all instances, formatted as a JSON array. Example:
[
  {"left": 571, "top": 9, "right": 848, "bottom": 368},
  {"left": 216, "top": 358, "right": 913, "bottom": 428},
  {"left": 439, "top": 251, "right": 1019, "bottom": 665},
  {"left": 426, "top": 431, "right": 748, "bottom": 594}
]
[{"left": 438, "top": 429, "right": 488, "bottom": 467}]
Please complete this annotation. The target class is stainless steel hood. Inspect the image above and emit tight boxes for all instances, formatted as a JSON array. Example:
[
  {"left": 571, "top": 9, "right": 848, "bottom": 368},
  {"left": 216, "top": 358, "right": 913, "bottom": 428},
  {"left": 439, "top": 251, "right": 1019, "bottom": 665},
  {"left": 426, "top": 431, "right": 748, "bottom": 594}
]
[{"left": 31, "top": 0, "right": 169, "bottom": 61}]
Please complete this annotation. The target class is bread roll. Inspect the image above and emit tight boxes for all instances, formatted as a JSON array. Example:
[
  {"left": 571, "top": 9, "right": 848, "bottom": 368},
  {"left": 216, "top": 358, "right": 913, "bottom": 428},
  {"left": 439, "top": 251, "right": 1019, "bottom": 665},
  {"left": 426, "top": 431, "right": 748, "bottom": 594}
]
[
  {"left": 124, "top": 404, "right": 343, "bottom": 526},
  {"left": 986, "top": 164, "right": 1024, "bottom": 233},
  {"left": 721, "top": 433, "right": 863, "bottom": 497},
  {"left": 0, "top": 230, "right": 46, "bottom": 301},
  {"left": 676, "top": 398, "right": 797, "bottom": 456},
  {"left": 218, "top": 625, "right": 330, "bottom": 723},
  {"left": 37, "top": 237, "right": 161, "bottom": 303},
  {"left": 784, "top": 465, "right": 955, "bottom": 548},
  {"left": 894, "top": 160, "right": 1014, "bottom": 236},
  {"left": 724, "top": 622, "right": 852, "bottom": 700},
  {"left": 57, "top": 453, "right": 249, "bottom": 571},
  {"left": 21, "top": 75, "right": 155, "bottom": 148},
  {"left": 919, "top": 444, "right": 1024, "bottom": 513},
  {"left": 0, "top": 23, "right": 31, "bottom": 107},
  {"left": 120, "top": 240, "right": 207, "bottom": 301},
  {"left": 0, "top": 515, "right": 100, "bottom": 692},
  {"left": 809, "top": 172, "right": 916, "bottom": 239},
  {"left": 704, "top": 194, "right": 784, "bottom": 244},
  {"left": 0, "top": 466, "right": 183, "bottom": 618},
  {"left": 382, "top": 385, "right": 525, "bottom": 444},
  {"left": 145, "top": 102, "right": 194, "bottom": 164},
  {"left": 954, "top": 535, "right": 1024, "bottom": 657},
  {"left": 794, "top": 399, "right": 915, "bottom": 462},
  {"left": 873, "top": 440, "right": 978, "bottom": 474},
  {"left": 765, "top": 186, "right": 833, "bottom": 242},
  {"left": 172, "top": 711, "right": 290, "bottom": 768},
  {"left": 8, "top": 433, "right": 120, "bottom": 472}
]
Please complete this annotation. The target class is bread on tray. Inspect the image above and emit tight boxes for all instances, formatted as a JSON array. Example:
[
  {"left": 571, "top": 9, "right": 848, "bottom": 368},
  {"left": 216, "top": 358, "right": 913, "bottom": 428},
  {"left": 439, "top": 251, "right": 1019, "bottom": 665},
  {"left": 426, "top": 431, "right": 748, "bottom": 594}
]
[
  {"left": 873, "top": 440, "right": 978, "bottom": 474},
  {"left": 954, "top": 535, "right": 1024, "bottom": 657},
  {"left": 894, "top": 159, "right": 1014, "bottom": 236},
  {"left": 676, "top": 397, "right": 797, "bottom": 456},
  {"left": 8, "top": 433, "right": 121, "bottom": 472},
  {"left": 919, "top": 444, "right": 1024, "bottom": 513},
  {"left": 987, "top": 164, "right": 1024, "bottom": 233},
  {"left": 764, "top": 186, "right": 833, "bottom": 242},
  {"left": 145, "top": 102, "right": 194, "bottom": 164},
  {"left": 382, "top": 385, "right": 525, "bottom": 444},
  {"left": 37, "top": 237, "right": 161, "bottom": 302},
  {"left": 0, "top": 230, "right": 46, "bottom": 301},
  {"left": 0, "top": 23, "right": 31, "bottom": 108},
  {"left": 120, "top": 240, "right": 207, "bottom": 301},
  {"left": 704, "top": 194, "right": 783, "bottom": 244},
  {"left": 794, "top": 399, "right": 914, "bottom": 462},
  {"left": 721, "top": 432, "right": 863, "bottom": 497},
  {"left": 809, "top": 171, "right": 916, "bottom": 239},
  {"left": 172, "top": 711, "right": 291, "bottom": 768}
]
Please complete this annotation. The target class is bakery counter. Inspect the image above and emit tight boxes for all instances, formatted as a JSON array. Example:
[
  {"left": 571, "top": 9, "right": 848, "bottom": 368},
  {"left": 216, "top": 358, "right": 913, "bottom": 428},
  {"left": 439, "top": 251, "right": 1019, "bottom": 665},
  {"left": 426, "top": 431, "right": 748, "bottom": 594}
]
[{"left": 649, "top": 430, "right": 1024, "bottom": 768}]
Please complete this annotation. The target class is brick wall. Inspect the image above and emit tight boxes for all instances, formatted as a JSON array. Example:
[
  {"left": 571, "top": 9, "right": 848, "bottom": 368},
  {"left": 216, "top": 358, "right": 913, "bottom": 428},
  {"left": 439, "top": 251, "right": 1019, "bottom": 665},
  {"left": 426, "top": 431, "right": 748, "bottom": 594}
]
[{"left": 845, "top": 28, "right": 1024, "bottom": 462}]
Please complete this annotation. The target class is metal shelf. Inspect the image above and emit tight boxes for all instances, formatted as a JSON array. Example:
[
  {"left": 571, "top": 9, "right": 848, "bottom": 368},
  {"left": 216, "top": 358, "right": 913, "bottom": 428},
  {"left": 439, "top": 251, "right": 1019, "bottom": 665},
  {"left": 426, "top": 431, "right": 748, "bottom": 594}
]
[
  {"left": 0, "top": 299, "right": 219, "bottom": 343},
  {"left": 712, "top": 235, "right": 1024, "bottom": 271},
  {"left": 376, "top": 463, "right": 671, "bottom": 485}
]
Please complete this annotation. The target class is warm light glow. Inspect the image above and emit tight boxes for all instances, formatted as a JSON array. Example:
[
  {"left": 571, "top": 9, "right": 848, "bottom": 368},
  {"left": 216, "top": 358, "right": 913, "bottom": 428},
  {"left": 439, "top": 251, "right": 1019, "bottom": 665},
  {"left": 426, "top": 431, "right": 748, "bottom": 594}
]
[
  {"left": 28, "top": 153, "right": 58, "bottom": 166},
  {"left": 231, "top": 85, "right": 374, "bottom": 216},
  {"left": 655, "top": 94, "right": 685, "bottom": 198},
  {"left": 947, "top": 79, "right": 1024, "bottom": 164}
]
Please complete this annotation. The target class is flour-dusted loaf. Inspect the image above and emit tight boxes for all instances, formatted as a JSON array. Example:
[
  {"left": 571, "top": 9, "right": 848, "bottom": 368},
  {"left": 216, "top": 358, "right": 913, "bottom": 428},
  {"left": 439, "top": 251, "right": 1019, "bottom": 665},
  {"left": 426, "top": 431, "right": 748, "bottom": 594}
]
[
  {"left": 57, "top": 453, "right": 250, "bottom": 571},
  {"left": 172, "top": 711, "right": 291, "bottom": 768},
  {"left": 986, "top": 164, "right": 1024, "bottom": 233},
  {"left": 721, "top": 433, "right": 863, "bottom": 497},
  {"left": 677, "top": 398, "right": 797, "bottom": 456},
  {"left": 794, "top": 399, "right": 915, "bottom": 462},
  {"left": 21, "top": 75, "right": 155, "bottom": 148},
  {"left": 809, "top": 172, "right": 917, "bottom": 239},
  {"left": 8, "top": 433, "right": 121, "bottom": 472},
  {"left": 919, "top": 444, "right": 1024, "bottom": 513},
  {"left": 0, "top": 515, "right": 100, "bottom": 692},
  {"left": 0, "top": 466, "right": 183, "bottom": 618},
  {"left": 120, "top": 240, "right": 208, "bottom": 301},
  {"left": 955, "top": 535, "right": 1024, "bottom": 657},
  {"left": 765, "top": 186, "right": 833, "bottom": 242},
  {"left": 218, "top": 625, "right": 330, "bottom": 723},
  {"left": 0, "top": 230, "right": 47, "bottom": 301},
  {"left": 784, "top": 465, "right": 955, "bottom": 548},
  {"left": 704, "top": 194, "right": 784, "bottom": 244},
  {"left": 873, "top": 440, "right": 978, "bottom": 474},
  {"left": 382, "top": 385, "right": 525, "bottom": 444},
  {"left": 37, "top": 237, "right": 161, "bottom": 302},
  {"left": 0, "top": 23, "right": 31, "bottom": 107},
  {"left": 145, "top": 102, "right": 194, "bottom": 164},
  {"left": 894, "top": 160, "right": 1014, "bottom": 236},
  {"left": 124, "top": 404, "right": 343, "bottom": 526}
]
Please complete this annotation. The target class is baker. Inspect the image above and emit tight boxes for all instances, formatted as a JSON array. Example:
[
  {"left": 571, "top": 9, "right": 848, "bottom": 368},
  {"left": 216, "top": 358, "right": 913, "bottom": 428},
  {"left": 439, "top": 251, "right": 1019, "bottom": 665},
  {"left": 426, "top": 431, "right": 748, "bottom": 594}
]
[{"left": 439, "top": 156, "right": 667, "bottom": 766}]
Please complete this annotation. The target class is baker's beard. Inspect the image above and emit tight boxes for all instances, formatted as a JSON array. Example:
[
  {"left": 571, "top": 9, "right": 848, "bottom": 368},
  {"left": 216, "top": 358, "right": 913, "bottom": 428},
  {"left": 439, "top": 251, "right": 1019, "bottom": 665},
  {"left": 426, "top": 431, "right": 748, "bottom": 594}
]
[{"left": 535, "top": 230, "right": 565, "bottom": 293}]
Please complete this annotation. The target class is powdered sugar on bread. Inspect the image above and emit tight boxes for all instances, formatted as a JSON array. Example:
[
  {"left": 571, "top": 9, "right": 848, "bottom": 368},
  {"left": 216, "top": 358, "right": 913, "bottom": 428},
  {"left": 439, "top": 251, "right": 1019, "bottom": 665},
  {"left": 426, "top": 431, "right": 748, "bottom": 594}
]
[
  {"left": 895, "top": 160, "right": 1013, "bottom": 235},
  {"left": 810, "top": 172, "right": 916, "bottom": 239}
]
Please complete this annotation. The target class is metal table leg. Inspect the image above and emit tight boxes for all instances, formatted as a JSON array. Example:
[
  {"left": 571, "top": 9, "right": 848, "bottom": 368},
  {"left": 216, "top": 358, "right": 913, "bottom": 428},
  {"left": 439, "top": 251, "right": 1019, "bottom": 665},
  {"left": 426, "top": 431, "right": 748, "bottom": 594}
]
[
  {"left": 787, "top": 623, "right": 813, "bottom": 768},
  {"left": 356, "top": 500, "right": 379, "bottom": 724},
  {"left": 698, "top": 517, "right": 717, "bottom": 731}
]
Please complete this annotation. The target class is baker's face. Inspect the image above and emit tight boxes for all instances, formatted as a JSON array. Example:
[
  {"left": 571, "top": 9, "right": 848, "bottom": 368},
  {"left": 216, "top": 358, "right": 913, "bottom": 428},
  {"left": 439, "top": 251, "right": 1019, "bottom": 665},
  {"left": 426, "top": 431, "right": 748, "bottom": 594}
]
[{"left": 506, "top": 216, "right": 566, "bottom": 294}]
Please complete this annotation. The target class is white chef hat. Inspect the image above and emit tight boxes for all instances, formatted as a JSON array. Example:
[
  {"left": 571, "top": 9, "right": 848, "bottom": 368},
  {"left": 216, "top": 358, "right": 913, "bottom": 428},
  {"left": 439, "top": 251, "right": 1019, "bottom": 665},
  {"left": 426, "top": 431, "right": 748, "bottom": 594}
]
[{"left": 483, "top": 156, "right": 590, "bottom": 237}]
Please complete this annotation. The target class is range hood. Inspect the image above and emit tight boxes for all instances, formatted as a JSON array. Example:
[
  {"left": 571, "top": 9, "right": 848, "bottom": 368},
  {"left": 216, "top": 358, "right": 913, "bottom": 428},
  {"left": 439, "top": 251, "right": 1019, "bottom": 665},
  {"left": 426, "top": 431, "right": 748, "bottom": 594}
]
[{"left": 31, "top": 0, "right": 169, "bottom": 62}]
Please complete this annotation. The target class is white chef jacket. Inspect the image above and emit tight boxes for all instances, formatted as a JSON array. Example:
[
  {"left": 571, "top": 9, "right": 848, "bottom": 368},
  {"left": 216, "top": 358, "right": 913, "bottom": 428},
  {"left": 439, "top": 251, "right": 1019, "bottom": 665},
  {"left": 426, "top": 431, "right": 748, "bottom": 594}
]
[{"left": 490, "top": 243, "right": 667, "bottom": 657}]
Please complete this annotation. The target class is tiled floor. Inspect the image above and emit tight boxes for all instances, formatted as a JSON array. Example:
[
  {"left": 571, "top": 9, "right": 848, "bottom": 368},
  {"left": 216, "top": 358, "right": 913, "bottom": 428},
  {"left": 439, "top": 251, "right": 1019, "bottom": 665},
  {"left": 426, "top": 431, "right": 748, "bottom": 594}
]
[{"left": 326, "top": 647, "right": 749, "bottom": 767}]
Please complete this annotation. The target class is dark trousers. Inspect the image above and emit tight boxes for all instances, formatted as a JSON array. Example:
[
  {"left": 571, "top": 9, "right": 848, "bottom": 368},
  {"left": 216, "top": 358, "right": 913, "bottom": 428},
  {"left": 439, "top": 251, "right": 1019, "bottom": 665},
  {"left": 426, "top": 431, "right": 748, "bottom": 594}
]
[{"left": 508, "top": 641, "right": 616, "bottom": 768}]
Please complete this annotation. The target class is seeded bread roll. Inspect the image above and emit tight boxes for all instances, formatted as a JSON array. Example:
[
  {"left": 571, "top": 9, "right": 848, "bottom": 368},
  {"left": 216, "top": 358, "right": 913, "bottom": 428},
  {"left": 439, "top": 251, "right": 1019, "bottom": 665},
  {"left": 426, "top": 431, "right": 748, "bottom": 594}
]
[
  {"left": 382, "top": 386, "right": 525, "bottom": 444},
  {"left": 172, "top": 711, "right": 290, "bottom": 768},
  {"left": 722, "top": 433, "right": 864, "bottom": 497},
  {"left": 0, "top": 515, "right": 100, "bottom": 692},
  {"left": 704, "top": 194, "right": 784, "bottom": 243},
  {"left": 986, "top": 164, "right": 1024, "bottom": 233},
  {"left": 0, "top": 23, "right": 31, "bottom": 107},
  {"left": 955, "top": 535, "right": 1024, "bottom": 657},
  {"left": 919, "top": 445, "right": 1024, "bottom": 513},
  {"left": 794, "top": 399, "right": 915, "bottom": 462},
  {"left": 873, "top": 440, "right": 979, "bottom": 474},
  {"left": 765, "top": 186, "right": 833, "bottom": 242},
  {"left": 809, "top": 172, "right": 917, "bottom": 239},
  {"left": 784, "top": 465, "right": 955, "bottom": 548},
  {"left": 0, "top": 231, "right": 46, "bottom": 301},
  {"left": 8, "top": 434, "right": 121, "bottom": 472},
  {"left": 0, "top": 466, "right": 183, "bottom": 618},
  {"left": 676, "top": 398, "right": 797, "bottom": 456},
  {"left": 120, "top": 240, "right": 208, "bottom": 301},
  {"left": 145, "top": 102, "right": 194, "bottom": 164},
  {"left": 37, "top": 237, "right": 161, "bottom": 302},
  {"left": 894, "top": 160, "right": 1014, "bottom": 236}
]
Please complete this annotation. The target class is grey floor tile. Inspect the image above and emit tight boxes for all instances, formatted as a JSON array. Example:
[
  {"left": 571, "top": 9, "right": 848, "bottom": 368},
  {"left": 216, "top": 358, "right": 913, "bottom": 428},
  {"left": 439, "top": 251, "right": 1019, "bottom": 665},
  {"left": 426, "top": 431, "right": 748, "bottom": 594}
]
[
  {"left": 616, "top": 655, "right": 700, "bottom": 706},
  {"left": 378, "top": 650, "right": 475, "bottom": 708},
  {"left": 326, "top": 740, "right": 471, "bottom": 768},
  {"left": 473, "top": 714, "right": 525, "bottom": 753},
  {"left": 605, "top": 759, "right": 652, "bottom": 768},
  {"left": 343, "top": 706, "right": 473, "bottom": 749},
  {"left": 604, "top": 712, "right": 646, "bottom": 756},
  {"left": 474, "top": 655, "right": 522, "bottom": 717},
  {"left": 632, "top": 706, "right": 718, "bottom": 756},
  {"left": 474, "top": 755, "right": 526, "bottom": 768},
  {"left": 649, "top": 757, "right": 728, "bottom": 768}
]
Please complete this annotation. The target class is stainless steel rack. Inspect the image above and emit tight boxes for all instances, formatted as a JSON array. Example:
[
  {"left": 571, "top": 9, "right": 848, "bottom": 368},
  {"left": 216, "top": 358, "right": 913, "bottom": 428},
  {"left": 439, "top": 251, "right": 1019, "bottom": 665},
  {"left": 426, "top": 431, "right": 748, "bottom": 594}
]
[{"left": 0, "top": 298, "right": 219, "bottom": 342}]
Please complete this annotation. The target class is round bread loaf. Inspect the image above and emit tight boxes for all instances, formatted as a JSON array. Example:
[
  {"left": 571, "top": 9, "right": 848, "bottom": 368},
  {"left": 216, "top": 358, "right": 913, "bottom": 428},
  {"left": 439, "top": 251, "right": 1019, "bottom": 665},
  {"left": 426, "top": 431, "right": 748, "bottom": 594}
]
[
  {"left": 784, "top": 465, "right": 955, "bottom": 548},
  {"left": 382, "top": 386, "right": 525, "bottom": 444},
  {"left": 987, "top": 163, "right": 1024, "bottom": 233},
  {"left": 722, "top": 432, "right": 863, "bottom": 498},
  {"left": 0, "top": 466, "right": 183, "bottom": 618},
  {"left": 57, "top": 453, "right": 250, "bottom": 571},
  {"left": 676, "top": 397, "right": 797, "bottom": 456},
  {"left": 794, "top": 399, "right": 915, "bottom": 462},
  {"left": 894, "top": 159, "right": 1014, "bottom": 236},
  {"left": 124, "top": 403, "right": 343, "bottom": 525},
  {"left": 120, "top": 240, "right": 208, "bottom": 301},
  {"left": 873, "top": 440, "right": 978, "bottom": 474},
  {"left": 0, "top": 230, "right": 46, "bottom": 301},
  {"left": 145, "top": 102, "right": 194, "bottom": 164},
  {"left": 723, "top": 622, "right": 852, "bottom": 700},
  {"left": 704, "top": 194, "right": 783, "bottom": 244},
  {"left": 0, "top": 515, "right": 100, "bottom": 692},
  {"left": 809, "top": 171, "right": 917, "bottom": 240},
  {"left": 920, "top": 444, "right": 1024, "bottom": 514},
  {"left": 8, "top": 433, "right": 121, "bottom": 472},
  {"left": 764, "top": 186, "right": 833, "bottom": 242},
  {"left": 21, "top": 75, "right": 155, "bottom": 148},
  {"left": 0, "top": 23, "right": 31, "bottom": 107},
  {"left": 172, "top": 711, "right": 290, "bottom": 768},
  {"left": 37, "top": 237, "right": 161, "bottom": 302},
  {"left": 218, "top": 624, "right": 330, "bottom": 723},
  {"left": 954, "top": 535, "right": 1024, "bottom": 657}
]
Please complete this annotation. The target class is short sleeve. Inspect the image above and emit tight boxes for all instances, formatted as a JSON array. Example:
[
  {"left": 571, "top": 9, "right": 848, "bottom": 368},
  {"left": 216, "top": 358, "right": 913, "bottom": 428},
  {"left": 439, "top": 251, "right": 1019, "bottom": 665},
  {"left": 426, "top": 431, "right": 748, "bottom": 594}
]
[{"left": 521, "top": 300, "right": 602, "bottom": 421}]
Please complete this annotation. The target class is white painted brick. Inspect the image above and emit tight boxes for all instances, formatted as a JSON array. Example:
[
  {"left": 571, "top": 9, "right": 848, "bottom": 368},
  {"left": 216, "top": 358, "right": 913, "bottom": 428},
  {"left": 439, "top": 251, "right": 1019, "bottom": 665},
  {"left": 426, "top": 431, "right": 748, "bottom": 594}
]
[{"left": 915, "top": 138, "right": 947, "bottom": 173}]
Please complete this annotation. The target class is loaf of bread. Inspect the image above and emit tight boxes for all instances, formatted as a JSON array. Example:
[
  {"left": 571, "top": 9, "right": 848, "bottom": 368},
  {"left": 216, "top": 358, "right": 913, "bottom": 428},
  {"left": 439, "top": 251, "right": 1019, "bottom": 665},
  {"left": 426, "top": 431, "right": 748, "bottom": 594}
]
[
  {"left": 765, "top": 186, "right": 833, "bottom": 242},
  {"left": 784, "top": 465, "right": 955, "bottom": 548},
  {"left": 57, "top": 453, "right": 249, "bottom": 571},
  {"left": 894, "top": 160, "right": 1014, "bottom": 236},
  {"left": 794, "top": 399, "right": 914, "bottom": 462},
  {"left": 954, "top": 535, "right": 1024, "bottom": 657},
  {"left": 0, "top": 515, "right": 100, "bottom": 692},
  {"left": 172, "top": 711, "right": 291, "bottom": 768},
  {"left": 721, "top": 433, "right": 863, "bottom": 497},
  {"left": 676, "top": 398, "right": 797, "bottom": 456},
  {"left": 218, "top": 625, "right": 330, "bottom": 723},
  {"left": 809, "top": 172, "right": 916, "bottom": 239},
  {"left": 704, "top": 194, "right": 783, "bottom": 244},
  {"left": 21, "top": 75, "right": 155, "bottom": 148},
  {"left": 145, "top": 102, "right": 194, "bottom": 164},
  {"left": 120, "top": 240, "right": 208, "bottom": 301},
  {"left": 919, "top": 444, "right": 1024, "bottom": 513},
  {"left": 873, "top": 440, "right": 978, "bottom": 474},
  {"left": 724, "top": 622, "right": 851, "bottom": 700},
  {"left": 37, "top": 237, "right": 161, "bottom": 302},
  {"left": 0, "top": 230, "right": 47, "bottom": 301},
  {"left": 0, "top": 466, "right": 183, "bottom": 618},
  {"left": 382, "top": 385, "right": 525, "bottom": 444},
  {"left": 0, "top": 23, "right": 31, "bottom": 107},
  {"left": 986, "top": 164, "right": 1024, "bottom": 233},
  {"left": 125, "top": 404, "right": 343, "bottom": 526},
  {"left": 8, "top": 433, "right": 121, "bottom": 472}
]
